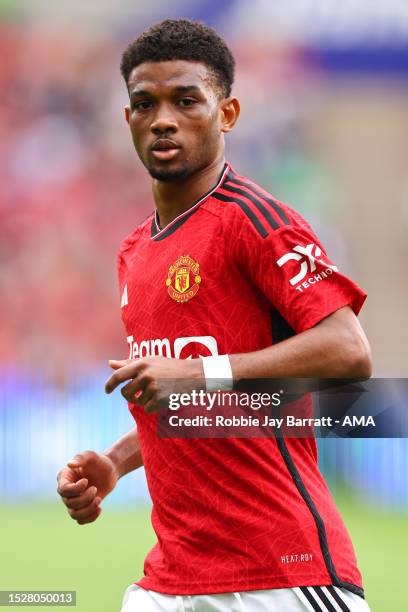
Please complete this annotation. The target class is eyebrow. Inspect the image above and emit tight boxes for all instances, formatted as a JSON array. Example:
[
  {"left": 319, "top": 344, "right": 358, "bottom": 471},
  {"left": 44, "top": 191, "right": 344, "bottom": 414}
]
[{"left": 129, "top": 85, "right": 202, "bottom": 101}]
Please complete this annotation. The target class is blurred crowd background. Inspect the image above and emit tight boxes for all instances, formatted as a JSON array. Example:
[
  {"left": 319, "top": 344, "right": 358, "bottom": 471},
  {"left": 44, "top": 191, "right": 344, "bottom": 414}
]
[
  {"left": 2, "top": 0, "right": 408, "bottom": 378},
  {"left": 1, "top": 0, "right": 408, "bottom": 500},
  {"left": 0, "top": 3, "right": 408, "bottom": 609}
]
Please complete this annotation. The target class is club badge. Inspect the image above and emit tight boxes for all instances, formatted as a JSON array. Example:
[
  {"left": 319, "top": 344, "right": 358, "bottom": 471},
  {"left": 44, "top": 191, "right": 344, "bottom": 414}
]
[{"left": 166, "top": 255, "right": 201, "bottom": 303}]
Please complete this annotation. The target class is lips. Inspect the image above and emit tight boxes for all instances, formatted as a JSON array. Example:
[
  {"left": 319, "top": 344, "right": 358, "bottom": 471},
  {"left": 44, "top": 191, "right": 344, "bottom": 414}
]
[
  {"left": 151, "top": 139, "right": 181, "bottom": 161},
  {"left": 151, "top": 138, "right": 180, "bottom": 151}
]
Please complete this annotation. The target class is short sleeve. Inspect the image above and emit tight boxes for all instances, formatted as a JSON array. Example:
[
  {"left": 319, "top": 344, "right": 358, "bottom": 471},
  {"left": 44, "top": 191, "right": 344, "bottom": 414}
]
[{"left": 235, "top": 214, "right": 367, "bottom": 334}]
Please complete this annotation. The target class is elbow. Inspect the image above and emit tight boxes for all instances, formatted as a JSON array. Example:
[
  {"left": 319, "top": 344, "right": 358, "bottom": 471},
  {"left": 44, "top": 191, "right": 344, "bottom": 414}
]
[
  {"left": 318, "top": 307, "right": 373, "bottom": 379},
  {"left": 347, "top": 337, "right": 373, "bottom": 380}
]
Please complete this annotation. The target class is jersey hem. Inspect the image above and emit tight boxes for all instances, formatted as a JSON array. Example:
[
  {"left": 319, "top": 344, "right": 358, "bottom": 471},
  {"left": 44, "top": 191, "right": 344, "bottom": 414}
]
[{"left": 135, "top": 576, "right": 364, "bottom": 598}]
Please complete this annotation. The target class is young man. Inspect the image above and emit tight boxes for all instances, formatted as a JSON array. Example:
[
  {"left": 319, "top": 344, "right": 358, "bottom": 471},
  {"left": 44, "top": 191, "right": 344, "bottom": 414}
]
[{"left": 57, "top": 19, "right": 372, "bottom": 612}]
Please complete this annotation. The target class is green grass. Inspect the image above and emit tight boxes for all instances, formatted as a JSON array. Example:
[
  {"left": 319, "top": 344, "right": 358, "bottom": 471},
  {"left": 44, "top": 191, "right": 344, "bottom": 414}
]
[
  {"left": 336, "top": 494, "right": 408, "bottom": 612},
  {"left": 0, "top": 504, "right": 155, "bottom": 612},
  {"left": 0, "top": 496, "right": 407, "bottom": 611}
]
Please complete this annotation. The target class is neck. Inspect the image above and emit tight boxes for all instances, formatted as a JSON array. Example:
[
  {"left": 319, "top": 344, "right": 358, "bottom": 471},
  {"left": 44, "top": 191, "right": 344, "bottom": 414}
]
[{"left": 152, "top": 156, "right": 226, "bottom": 229}]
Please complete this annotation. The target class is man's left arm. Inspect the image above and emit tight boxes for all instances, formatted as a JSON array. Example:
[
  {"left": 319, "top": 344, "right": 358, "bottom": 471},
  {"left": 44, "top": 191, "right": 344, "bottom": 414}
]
[
  {"left": 105, "top": 305, "right": 372, "bottom": 410},
  {"left": 229, "top": 305, "right": 372, "bottom": 380}
]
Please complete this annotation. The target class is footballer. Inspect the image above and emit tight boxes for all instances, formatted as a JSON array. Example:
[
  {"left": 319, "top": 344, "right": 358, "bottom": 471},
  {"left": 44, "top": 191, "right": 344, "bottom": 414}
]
[{"left": 57, "top": 19, "right": 372, "bottom": 612}]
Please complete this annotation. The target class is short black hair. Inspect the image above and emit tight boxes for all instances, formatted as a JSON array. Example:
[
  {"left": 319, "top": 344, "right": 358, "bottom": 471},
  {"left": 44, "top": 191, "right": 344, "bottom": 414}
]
[{"left": 120, "top": 18, "right": 235, "bottom": 98}]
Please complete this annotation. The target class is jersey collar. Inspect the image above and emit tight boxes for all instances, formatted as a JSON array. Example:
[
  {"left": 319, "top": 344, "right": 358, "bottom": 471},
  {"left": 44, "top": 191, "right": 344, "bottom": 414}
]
[{"left": 150, "top": 162, "right": 231, "bottom": 241}]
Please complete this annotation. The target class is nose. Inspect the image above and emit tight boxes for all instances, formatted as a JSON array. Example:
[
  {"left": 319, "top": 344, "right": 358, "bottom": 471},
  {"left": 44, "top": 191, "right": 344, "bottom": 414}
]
[{"left": 150, "top": 103, "right": 178, "bottom": 136}]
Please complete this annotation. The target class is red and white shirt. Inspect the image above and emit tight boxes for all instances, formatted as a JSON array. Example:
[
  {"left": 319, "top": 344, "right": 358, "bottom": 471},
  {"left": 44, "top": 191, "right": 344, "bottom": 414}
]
[{"left": 117, "top": 163, "right": 367, "bottom": 597}]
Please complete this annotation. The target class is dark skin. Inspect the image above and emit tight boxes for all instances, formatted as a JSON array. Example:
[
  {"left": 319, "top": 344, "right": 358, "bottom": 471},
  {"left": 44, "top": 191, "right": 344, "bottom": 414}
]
[
  {"left": 124, "top": 60, "right": 240, "bottom": 228},
  {"left": 57, "top": 59, "right": 372, "bottom": 524}
]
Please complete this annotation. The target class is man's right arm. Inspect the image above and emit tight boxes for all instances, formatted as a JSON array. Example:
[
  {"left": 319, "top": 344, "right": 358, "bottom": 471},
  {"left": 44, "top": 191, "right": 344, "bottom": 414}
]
[{"left": 57, "top": 427, "right": 143, "bottom": 525}]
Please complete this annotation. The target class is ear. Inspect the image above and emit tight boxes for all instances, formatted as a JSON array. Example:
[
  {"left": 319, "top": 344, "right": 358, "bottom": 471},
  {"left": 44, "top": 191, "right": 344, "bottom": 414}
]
[
  {"left": 220, "top": 97, "right": 240, "bottom": 133},
  {"left": 124, "top": 105, "right": 130, "bottom": 124}
]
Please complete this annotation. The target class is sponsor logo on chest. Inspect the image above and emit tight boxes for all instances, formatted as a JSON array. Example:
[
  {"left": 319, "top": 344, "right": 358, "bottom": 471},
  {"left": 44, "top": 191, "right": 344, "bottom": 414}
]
[{"left": 126, "top": 335, "right": 218, "bottom": 359}]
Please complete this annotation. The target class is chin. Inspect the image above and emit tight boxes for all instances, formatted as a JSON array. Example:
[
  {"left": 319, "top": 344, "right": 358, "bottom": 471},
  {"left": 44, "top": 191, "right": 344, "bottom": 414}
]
[{"left": 147, "top": 165, "right": 189, "bottom": 182}]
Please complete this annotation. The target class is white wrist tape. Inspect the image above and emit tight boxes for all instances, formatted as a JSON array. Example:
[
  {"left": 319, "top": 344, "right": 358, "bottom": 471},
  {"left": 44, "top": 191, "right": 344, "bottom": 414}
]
[{"left": 201, "top": 355, "right": 233, "bottom": 392}]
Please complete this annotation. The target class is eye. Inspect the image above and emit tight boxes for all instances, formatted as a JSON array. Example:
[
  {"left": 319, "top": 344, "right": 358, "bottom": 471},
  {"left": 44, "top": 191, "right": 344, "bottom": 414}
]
[
  {"left": 177, "top": 98, "right": 197, "bottom": 107},
  {"left": 132, "top": 100, "right": 153, "bottom": 112}
]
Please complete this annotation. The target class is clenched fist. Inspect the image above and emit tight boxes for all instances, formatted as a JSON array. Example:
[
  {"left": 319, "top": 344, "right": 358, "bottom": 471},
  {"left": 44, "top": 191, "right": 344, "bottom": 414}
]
[{"left": 57, "top": 450, "right": 119, "bottom": 525}]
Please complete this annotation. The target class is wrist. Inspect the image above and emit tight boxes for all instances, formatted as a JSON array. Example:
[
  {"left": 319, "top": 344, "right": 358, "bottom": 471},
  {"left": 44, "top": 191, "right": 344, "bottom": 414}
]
[
  {"left": 201, "top": 354, "right": 233, "bottom": 392},
  {"left": 103, "top": 447, "right": 125, "bottom": 480},
  {"left": 103, "top": 428, "right": 143, "bottom": 478},
  {"left": 189, "top": 357, "right": 205, "bottom": 380},
  {"left": 227, "top": 353, "right": 242, "bottom": 380}
]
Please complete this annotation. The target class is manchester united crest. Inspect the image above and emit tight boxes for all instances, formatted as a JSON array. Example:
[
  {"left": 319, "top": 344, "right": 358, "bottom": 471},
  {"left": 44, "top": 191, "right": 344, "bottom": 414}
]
[{"left": 166, "top": 255, "right": 201, "bottom": 303}]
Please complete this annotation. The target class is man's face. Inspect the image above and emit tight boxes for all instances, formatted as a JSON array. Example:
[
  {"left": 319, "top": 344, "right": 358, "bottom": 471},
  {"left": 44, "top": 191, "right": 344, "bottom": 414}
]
[{"left": 125, "top": 60, "right": 226, "bottom": 182}]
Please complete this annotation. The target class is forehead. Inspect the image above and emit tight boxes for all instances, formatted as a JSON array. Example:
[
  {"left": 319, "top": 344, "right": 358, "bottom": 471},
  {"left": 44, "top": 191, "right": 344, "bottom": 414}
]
[{"left": 128, "top": 60, "right": 215, "bottom": 94}]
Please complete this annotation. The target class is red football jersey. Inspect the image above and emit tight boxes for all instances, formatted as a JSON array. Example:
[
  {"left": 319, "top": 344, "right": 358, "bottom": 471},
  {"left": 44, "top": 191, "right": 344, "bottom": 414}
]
[{"left": 117, "top": 163, "right": 367, "bottom": 597}]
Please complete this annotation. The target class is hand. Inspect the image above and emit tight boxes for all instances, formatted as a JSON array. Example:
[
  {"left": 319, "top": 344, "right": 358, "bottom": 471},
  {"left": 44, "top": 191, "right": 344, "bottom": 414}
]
[
  {"left": 105, "top": 356, "right": 204, "bottom": 413},
  {"left": 57, "top": 451, "right": 119, "bottom": 525}
]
